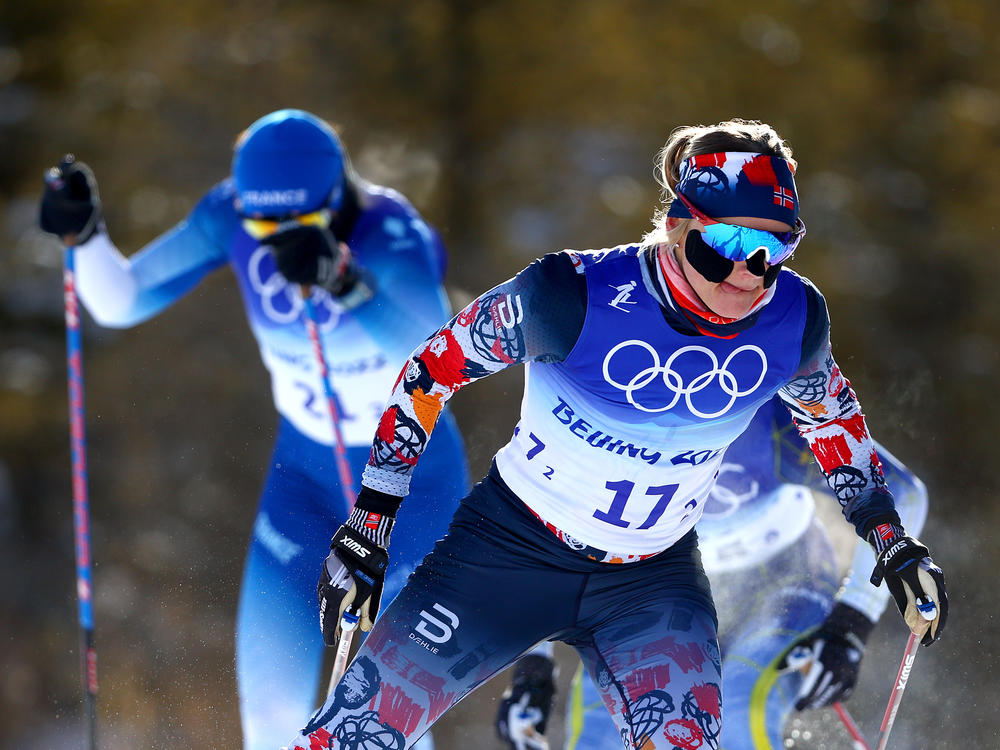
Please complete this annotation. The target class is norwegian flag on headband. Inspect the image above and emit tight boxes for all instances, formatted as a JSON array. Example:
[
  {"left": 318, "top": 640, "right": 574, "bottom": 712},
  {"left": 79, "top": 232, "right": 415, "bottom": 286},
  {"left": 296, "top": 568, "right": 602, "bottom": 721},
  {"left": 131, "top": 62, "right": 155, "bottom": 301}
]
[{"left": 667, "top": 151, "right": 799, "bottom": 226}]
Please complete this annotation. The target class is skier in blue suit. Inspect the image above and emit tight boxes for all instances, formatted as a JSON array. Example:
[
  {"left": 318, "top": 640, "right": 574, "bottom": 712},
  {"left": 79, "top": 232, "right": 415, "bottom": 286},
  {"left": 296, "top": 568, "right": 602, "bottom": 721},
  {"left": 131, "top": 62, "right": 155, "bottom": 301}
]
[{"left": 39, "top": 109, "right": 470, "bottom": 750}]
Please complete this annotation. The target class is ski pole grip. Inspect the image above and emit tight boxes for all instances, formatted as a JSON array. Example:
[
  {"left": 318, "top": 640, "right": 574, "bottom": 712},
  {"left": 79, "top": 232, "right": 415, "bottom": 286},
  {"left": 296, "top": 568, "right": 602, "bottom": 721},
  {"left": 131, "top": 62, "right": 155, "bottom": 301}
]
[
  {"left": 340, "top": 611, "right": 360, "bottom": 632},
  {"left": 783, "top": 645, "right": 812, "bottom": 672}
]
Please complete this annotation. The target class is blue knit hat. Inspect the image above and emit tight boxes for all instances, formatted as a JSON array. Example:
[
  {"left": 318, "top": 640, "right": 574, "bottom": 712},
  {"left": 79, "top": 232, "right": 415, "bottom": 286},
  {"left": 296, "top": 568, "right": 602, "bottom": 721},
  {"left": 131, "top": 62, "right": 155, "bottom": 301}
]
[{"left": 233, "top": 109, "right": 345, "bottom": 217}]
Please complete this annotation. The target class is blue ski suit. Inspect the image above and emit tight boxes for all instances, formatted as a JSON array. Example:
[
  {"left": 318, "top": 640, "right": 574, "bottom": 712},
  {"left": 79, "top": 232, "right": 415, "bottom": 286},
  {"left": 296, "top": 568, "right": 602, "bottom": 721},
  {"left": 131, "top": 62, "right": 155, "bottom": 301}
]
[{"left": 70, "top": 178, "right": 470, "bottom": 750}]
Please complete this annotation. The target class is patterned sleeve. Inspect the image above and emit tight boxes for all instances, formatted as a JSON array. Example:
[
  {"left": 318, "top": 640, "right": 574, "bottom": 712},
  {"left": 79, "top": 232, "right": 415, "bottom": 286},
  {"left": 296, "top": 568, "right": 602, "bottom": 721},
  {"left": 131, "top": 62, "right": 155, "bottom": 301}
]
[
  {"left": 836, "top": 442, "right": 929, "bottom": 620},
  {"left": 767, "top": 398, "right": 930, "bottom": 620},
  {"left": 361, "top": 251, "right": 586, "bottom": 496},
  {"left": 777, "top": 280, "right": 901, "bottom": 538}
]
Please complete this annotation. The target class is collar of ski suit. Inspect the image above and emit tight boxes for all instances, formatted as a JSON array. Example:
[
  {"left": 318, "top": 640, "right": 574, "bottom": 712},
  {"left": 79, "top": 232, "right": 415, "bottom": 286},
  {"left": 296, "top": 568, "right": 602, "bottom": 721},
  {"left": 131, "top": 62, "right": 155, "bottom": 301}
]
[{"left": 652, "top": 243, "right": 774, "bottom": 339}]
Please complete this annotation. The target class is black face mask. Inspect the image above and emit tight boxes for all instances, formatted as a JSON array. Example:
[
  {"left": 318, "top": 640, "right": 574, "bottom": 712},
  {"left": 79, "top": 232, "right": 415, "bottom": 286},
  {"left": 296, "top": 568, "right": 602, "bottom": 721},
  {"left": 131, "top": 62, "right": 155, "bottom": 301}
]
[{"left": 683, "top": 231, "right": 782, "bottom": 289}]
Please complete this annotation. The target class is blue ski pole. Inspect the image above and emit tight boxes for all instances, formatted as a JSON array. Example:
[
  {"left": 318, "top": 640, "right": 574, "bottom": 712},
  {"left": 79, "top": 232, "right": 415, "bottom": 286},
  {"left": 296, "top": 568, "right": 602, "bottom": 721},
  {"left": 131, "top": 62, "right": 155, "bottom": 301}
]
[{"left": 64, "top": 245, "right": 99, "bottom": 750}]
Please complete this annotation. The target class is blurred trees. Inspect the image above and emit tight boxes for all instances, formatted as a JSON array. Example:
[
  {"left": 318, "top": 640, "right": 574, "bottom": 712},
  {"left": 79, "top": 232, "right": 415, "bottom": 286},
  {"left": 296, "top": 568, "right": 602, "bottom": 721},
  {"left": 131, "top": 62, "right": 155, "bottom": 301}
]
[{"left": 1, "top": 0, "right": 997, "bottom": 747}]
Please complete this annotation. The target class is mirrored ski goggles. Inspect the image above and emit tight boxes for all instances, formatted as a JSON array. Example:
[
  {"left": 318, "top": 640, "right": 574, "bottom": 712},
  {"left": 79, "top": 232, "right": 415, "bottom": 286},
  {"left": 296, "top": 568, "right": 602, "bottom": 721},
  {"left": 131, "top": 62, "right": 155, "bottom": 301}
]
[
  {"left": 676, "top": 193, "right": 806, "bottom": 266},
  {"left": 241, "top": 208, "right": 332, "bottom": 240}
]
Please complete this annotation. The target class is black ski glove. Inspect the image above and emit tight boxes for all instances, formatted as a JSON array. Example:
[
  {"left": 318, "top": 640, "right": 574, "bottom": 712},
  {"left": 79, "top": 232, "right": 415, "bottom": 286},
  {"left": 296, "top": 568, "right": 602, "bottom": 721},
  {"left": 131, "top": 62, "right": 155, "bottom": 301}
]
[
  {"left": 496, "top": 653, "right": 557, "bottom": 750},
  {"left": 40, "top": 154, "right": 102, "bottom": 244},
  {"left": 869, "top": 524, "right": 948, "bottom": 646},
  {"left": 782, "top": 602, "right": 875, "bottom": 710},
  {"left": 317, "top": 487, "right": 402, "bottom": 645},
  {"left": 265, "top": 224, "right": 367, "bottom": 299}
]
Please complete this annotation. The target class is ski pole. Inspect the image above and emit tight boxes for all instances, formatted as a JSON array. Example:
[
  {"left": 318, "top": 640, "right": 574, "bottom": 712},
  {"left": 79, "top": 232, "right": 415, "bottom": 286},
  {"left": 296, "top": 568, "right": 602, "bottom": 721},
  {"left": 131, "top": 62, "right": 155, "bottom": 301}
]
[
  {"left": 327, "top": 613, "right": 360, "bottom": 694},
  {"left": 64, "top": 246, "right": 99, "bottom": 750},
  {"left": 301, "top": 290, "right": 357, "bottom": 507},
  {"left": 301, "top": 288, "right": 361, "bottom": 695},
  {"left": 875, "top": 632, "right": 920, "bottom": 750},
  {"left": 833, "top": 702, "right": 871, "bottom": 750}
]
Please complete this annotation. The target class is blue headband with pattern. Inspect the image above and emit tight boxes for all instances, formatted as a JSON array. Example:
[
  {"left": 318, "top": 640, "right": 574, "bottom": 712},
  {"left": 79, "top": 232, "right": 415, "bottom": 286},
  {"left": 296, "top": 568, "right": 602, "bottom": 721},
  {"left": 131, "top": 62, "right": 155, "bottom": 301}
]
[{"left": 666, "top": 151, "right": 799, "bottom": 226}]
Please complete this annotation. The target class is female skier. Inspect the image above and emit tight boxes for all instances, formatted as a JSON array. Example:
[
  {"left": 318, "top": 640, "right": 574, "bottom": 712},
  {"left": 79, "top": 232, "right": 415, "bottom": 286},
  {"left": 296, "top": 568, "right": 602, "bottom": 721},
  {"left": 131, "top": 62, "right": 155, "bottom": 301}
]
[
  {"left": 287, "top": 119, "right": 947, "bottom": 750},
  {"left": 494, "top": 395, "right": 931, "bottom": 750},
  {"left": 38, "top": 109, "right": 470, "bottom": 750}
]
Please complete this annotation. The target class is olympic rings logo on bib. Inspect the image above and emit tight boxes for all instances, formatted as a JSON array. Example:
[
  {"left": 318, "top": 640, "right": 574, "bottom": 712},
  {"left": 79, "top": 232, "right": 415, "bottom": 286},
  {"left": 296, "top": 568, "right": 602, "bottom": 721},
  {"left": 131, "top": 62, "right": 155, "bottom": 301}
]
[
  {"left": 248, "top": 245, "right": 342, "bottom": 329},
  {"left": 602, "top": 340, "right": 768, "bottom": 418}
]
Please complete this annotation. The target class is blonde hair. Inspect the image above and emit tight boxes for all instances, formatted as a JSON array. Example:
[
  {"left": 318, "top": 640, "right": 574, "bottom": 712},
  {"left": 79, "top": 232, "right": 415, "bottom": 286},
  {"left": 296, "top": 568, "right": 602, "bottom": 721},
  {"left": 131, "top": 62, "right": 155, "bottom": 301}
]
[{"left": 642, "top": 118, "right": 796, "bottom": 247}]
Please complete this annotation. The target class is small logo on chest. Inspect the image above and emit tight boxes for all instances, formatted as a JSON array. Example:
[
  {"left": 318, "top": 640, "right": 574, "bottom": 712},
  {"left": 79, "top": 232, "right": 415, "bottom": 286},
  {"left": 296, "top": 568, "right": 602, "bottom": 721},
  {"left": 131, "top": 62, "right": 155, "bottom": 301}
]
[{"left": 608, "top": 281, "right": 637, "bottom": 312}]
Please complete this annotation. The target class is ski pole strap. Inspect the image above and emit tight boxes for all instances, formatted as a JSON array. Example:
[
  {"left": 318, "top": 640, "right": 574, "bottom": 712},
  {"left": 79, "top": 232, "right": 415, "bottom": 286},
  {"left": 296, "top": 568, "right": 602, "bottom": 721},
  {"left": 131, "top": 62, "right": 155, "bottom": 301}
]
[
  {"left": 869, "top": 535, "right": 928, "bottom": 587},
  {"left": 354, "top": 485, "right": 404, "bottom": 517},
  {"left": 346, "top": 505, "right": 395, "bottom": 548},
  {"left": 344, "top": 486, "right": 402, "bottom": 547},
  {"left": 865, "top": 520, "right": 906, "bottom": 555}
]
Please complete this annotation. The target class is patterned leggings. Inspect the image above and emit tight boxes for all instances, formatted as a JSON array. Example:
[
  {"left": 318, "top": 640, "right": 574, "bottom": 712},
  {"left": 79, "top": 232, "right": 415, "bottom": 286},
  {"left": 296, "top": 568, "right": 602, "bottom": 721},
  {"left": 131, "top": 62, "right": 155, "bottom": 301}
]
[
  {"left": 567, "top": 520, "right": 839, "bottom": 750},
  {"left": 286, "top": 464, "right": 722, "bottom": 750}
]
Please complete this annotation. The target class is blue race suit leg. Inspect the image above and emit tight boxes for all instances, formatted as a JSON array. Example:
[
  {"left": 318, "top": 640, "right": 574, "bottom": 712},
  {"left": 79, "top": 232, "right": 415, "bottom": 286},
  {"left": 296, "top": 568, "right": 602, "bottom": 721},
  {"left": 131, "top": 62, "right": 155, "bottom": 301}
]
[{"left": 236, "top": 415, "right": 468, "bottom": 750}]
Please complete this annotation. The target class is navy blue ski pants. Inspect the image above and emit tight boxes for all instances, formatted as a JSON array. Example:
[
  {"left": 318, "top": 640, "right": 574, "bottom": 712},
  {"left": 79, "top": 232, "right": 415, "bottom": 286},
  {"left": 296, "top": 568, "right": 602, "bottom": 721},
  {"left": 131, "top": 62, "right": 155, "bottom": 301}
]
[{"left": 286, "top": 462, "right": 722, "bottom": 750}]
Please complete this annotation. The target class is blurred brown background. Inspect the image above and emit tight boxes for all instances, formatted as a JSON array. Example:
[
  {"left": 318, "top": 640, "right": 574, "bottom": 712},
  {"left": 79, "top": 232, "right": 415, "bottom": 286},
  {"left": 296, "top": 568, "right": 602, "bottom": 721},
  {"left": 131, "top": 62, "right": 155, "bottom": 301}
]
[{"left": 1, "top": 0, "right": 998, "bottom": 748}]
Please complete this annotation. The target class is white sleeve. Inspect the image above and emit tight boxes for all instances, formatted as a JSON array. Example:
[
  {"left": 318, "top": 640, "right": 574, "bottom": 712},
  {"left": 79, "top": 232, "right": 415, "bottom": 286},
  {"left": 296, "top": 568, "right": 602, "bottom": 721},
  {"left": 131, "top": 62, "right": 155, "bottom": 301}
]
[{"left": 73, "top": 231, "right": 139, "bottom": 328}]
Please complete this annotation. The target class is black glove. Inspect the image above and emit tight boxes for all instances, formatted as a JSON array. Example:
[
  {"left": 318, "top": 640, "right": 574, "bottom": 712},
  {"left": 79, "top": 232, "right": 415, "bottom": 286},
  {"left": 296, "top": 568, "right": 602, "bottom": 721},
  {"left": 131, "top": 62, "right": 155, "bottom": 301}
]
[
  {"left": 869, "top": 527, "right": 948, "bottom": 646},
  {"left": 265, "top": 224, "right": 366, "bottom": 299},
  {"left": 782, "top": 602, "right": 874, "bottom": 710},
  {"left": 496, "top": 654, "right": 556, "bottom": 750},
  {"left": 40, "top": 154, "right": 102, "bottom": 244},
  {"left": 317, "top": 488, "right": 401, "bottom": 646}
]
